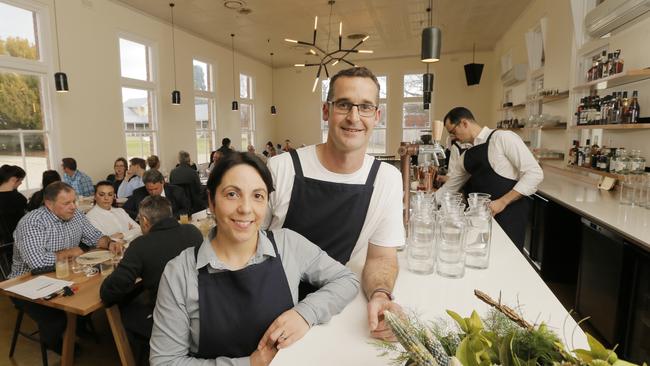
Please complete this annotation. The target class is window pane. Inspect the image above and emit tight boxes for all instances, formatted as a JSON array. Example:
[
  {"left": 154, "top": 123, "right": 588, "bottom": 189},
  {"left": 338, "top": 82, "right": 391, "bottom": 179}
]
[
  {"left": 125, "top": 132, "right": 154, "bottom": 159},
  {"left": 0, "top": 132, "right": 48, "bottom": 190},
  {"left": 240, "top": 103, "right": 252, "bottom": 129},
  {"left": 0, "top": 2, "right": 39, "bottom": 60},
  {"left": 239, "top": 74, "right": 249, "bottom": 99},
  {"left": 196, "top": 131, "right": 211, "bottom": 164},
  {"left": 321, "top": 79, "right": 330, "bottom": 102},
  {"left": 403, "top": 129, "right": 426, "bottom": 143},
  {"left": 119, "top": 38, "right": 149, "bottom": 81},
  {"left": 367, "top": 129, "right": 386, "bottom": 154},
  {"left": 403, "top": 74, "right": 423, "bottom": 97},
  {"left": 377, "top": 76, "right": 387, "bottom": 99},
  {"left": 122, "top": 87, "right": 151, "bottom": 130},
  {"left": 241, "top": 131, "right": 249, "bottom": 151},
  {"left": 402, "top": 102, "right": 428, "bottom": 128},
  {"left": 193, "top": 60, "right": 209, "bottom": 91},
  {"left": 0, "top": 72, "right": 43, "bottom": 130},
  {"left": 378, "top": 103, "right": 387, "bottom": 128},
  {"left": 194, "top": 97, "right": 209, "bottom": 129},
  {"left": 321, "top": 130, "right": 328, "bottom": 143}
]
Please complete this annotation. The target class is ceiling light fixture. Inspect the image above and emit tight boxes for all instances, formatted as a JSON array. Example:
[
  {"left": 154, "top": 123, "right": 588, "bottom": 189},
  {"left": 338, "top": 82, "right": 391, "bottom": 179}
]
[
  {"left": 464, "top": 43, "right": 484, "bottom": 86},
  {"left": 169, "top": 3, "right": 180, "bottom": 105},
  {"left": 269, "top": 39, "right": 277, "bottom": 115},
  {"left": 52, "top": 0, "right": 68, "bottom": 92},
  {"left": 421, "top": 0, "right": 441, "bottom": 63},
  {"left": 286, "top": 0, "right": 374, "bottom": 92},
  {"left": 231, "top": 34, "right": 238, "bottom": 111}
]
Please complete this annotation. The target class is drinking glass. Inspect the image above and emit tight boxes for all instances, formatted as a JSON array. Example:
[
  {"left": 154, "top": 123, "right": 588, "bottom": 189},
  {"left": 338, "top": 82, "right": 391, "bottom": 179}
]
[
  {"left": 70, "top": 257, "right": 84, "bottom": 274},
  {"left": 467, "top": 192, "right": 491, "bottom": 208},
  {"left": 179, "top": 214, "right": 190, "bottom": 224},
  {"left": 55, "top": 257, "right": 69, "bottom": 279},
  {"left": 464, "top": 207, "right": 492, "bottom": 269},
  {"left": 407, "top": 208, "right": 436, "bottom": 275},
  {"left": 620, "top": 175, "right": 634, "bottom": 206},
  {"left": 435, "top": 212, "right": 467, "bottom": 278},
  {"left": 100, "top": 261, "right": 114, "bottom": 276}
]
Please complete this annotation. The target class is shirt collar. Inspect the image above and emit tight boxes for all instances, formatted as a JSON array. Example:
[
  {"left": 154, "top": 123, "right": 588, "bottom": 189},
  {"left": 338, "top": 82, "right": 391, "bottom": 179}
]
[
  {"left": 195, "top": 228, "right": 276, "bottom": 271},
  {"left": 42, "top": 205, "right": 76, "bottom": 223},
  {"left": 474, "top": 126, "right": 492, "bottom": 145}
]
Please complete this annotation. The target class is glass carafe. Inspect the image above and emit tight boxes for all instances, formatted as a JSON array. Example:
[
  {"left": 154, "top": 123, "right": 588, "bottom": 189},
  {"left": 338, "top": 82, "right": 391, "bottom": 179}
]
[
  {"left": 435, "top": 211, "right": 467, "bottom": 278},
  {"left": 407, "top": 197, "right": 436, "bottom": 275}
]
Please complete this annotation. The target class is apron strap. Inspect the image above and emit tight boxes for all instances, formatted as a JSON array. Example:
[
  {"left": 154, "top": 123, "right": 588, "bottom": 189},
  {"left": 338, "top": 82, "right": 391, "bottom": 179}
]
[
  {"left": 364, "top": 159, "right": 381, "bottom": 187},
  {"left": 288, "top": 150, "right": 304, "bottom": 178},
  {"left": 486, "top": 129, "right": 498, "bottom": 143},
  {"left": 265, "top": 230, "right": 280, "bottom": 257}
]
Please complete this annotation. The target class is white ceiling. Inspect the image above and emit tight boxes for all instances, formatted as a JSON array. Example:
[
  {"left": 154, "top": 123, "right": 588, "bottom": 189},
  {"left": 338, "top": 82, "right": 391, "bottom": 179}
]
[{"left": 115, "top": 0, "right": 532, "bottom": 67}]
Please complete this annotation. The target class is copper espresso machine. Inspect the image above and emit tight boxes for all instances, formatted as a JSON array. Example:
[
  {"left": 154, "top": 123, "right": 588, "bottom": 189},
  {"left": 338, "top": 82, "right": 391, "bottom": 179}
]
[{"left": 397, "top": 120, "right": 446, "bottom": 226}]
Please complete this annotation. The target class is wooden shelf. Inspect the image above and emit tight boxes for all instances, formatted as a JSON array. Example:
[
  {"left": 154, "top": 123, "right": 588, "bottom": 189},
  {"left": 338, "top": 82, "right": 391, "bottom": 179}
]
[
  {"left": 497, "top": 103, "right": 526, "bottom": 111},
  {"left": 540, "top": 124, "right": 567, "bottom": 130},
  {"left": 528, "top": 91, "right": 570, "bottom": 104},
  {"left": 565, "top": 165, "right": 623, "bottom": 179},
  {"left": 571, "top": 123, "right": 650, "bottom": 130},
  {"left": 573, "top": 68, "right": 650, "bottom": 91}
]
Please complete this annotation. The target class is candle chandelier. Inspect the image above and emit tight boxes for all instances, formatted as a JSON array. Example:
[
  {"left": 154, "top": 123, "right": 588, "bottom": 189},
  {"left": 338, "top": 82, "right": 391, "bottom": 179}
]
[{"left": 286, "top": 0, "right": 373, "bottom": 92}]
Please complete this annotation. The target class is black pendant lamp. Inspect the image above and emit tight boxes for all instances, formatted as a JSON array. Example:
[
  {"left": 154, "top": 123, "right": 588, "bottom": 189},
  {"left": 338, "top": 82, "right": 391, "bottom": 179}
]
[
  {"left": 169, "top": 3, "right": 180, "bottom": 105},
  {"left": 423, "top": 64, "right": 433, "bottom": 109},
  {"left": 421, "top": 0, "right": 441, "bottom": 63},
  {"left": 464, "top": 43, "right": 484, "bottom": 86},
  {"left": 53, "top": 0, "right": 68, "bottom": 92},
  {"left": 231, "top": 34, "right": 238, "bottom": 111}
]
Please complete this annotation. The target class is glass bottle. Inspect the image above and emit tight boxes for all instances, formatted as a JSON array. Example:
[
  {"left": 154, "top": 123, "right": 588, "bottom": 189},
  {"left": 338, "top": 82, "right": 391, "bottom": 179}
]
[
  {"left": 583, "top": 139, "right": 592, "bottom": 168},
  {"left": 618, "top": 148, "right": 631, "bottom": 175},
  {"left": 631, "top": 150, "right": 646, "bottom": 174},
  {"left": 621, "top": 91, "right": 630, "bottom": 123},
  {"left": 629, "top": 91, "right": 640, "bottom": 124}
]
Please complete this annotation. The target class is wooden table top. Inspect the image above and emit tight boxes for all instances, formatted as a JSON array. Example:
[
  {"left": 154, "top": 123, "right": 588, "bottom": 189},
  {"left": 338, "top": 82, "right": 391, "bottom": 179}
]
[{"left": 0, "top": 269, "right": 107, "bottom": 316}]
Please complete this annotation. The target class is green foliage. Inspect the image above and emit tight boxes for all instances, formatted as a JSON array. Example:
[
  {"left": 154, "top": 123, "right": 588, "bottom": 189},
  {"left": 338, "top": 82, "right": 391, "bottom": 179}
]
[{"left": 0, "top": 36, "right": 38, "bottom": 59}]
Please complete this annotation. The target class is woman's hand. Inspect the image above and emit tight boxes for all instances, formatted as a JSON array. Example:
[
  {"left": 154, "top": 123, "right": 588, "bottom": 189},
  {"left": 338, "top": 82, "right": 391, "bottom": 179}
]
[
  {"left": 258, "top": 309, "right": 310, "bottom": 350},
  {"left": 250, "top": 345, "right": 277, "bottom": 366}
]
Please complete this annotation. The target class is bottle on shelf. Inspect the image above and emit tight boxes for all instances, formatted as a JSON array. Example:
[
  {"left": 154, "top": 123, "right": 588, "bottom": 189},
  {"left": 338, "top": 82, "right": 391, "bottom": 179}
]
[
  {"left": 621, "top": 91, "right": 630, "bottom": 123},
  {"left": 610, "top": 148, "right": 620, "bottom": 174},
  {"left": 613, "top": 49, "right": 624, "bottom": 74},
  {"left": 631, "top": 150, "right": 646, "bottom": 174},
  {"left": 590, "top": 139, "right": 600, "bottom": 169},
  {"left": 583, "top": 139, "right": 592, "bottom": 168},
  {"left": 629, "top": 90, "right": 640, "bottom": 124},
  {"left": 597, "top": 147, "right": 610, "bottom": 171},
  {"left": 618, "top": 148, "right": 631, "bottom": 175}
]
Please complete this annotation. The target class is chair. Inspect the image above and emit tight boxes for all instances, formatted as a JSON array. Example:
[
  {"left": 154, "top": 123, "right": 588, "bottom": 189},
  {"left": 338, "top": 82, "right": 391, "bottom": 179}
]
[
  {"left": 0, "top": 242, "right": 13, "bottom": 281},
  {"left": 9, "top": 305, "right": 49, "bottom": 366}
]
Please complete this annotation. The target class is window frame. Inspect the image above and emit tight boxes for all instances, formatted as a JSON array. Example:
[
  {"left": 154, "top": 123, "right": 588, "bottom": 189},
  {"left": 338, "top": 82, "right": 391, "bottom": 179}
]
[
  {"left": 193, "top": 58, "right": 216, "bottom": 164},
  {"left": 117, "top": 33, "right": 159, "bottom": 159},
  {"left": 239, "top": 73, "right": 255, "bottom": 150},
  {"left": 402, "top": 73, "right": 430, "bottom": 143},
  {"left": 0, "top": 0, "right": 56, "bottom": 191},
  {"left": 368, "top": 75, "right": 387, "bottom": 154}
]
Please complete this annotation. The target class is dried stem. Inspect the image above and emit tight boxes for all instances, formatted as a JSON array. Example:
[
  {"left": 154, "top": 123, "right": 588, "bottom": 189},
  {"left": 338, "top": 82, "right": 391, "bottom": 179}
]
[{"left": 474, "top": 289, "right": 533, "bottom": 330}]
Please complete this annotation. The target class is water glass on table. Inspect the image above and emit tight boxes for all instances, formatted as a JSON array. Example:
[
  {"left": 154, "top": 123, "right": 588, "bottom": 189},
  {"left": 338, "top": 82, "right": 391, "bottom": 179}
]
[
  {"left": 55, "top": 257, "right": 70, "bottom": 279},
  {"left": 100, "top": 260, "right": 114, "bottom": 276},
  {"left": 407, "top": 208, "right": 436, "bottom": 275},
  {"left": 464, "top": 206, "right": 492, "bottom": 269},
  {"left": 435, "top": 212, "right": 467, "bottom": 279}
]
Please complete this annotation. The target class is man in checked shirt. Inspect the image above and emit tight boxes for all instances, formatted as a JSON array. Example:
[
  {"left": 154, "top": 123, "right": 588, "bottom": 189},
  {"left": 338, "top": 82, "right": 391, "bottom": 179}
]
[{"left": 10, "top": 181, "right": 122, "bottom": 354}]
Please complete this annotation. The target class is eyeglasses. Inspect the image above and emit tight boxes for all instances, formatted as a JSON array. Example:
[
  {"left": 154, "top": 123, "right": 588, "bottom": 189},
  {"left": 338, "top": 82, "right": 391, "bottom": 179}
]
[
  {"left": 329, "top": 100, "right": 378, "bottom": 117},
  {"left": 447, "top": 123, "right": 460, "bottom": 136}
]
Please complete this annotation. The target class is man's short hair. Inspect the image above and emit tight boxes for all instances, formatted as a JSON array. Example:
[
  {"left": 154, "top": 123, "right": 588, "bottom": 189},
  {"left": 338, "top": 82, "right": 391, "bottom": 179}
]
[
  {"left": 443, "top": 107, "right": 476, "bottom": 125},
  {"left": 178, "top": 150, "right": 191, "bottom": 165},
  {"left": 145, "top": 155, "right": 159, "bottom": 169},
  {"left": 138, "top": 195, "right": 173, "bottom": 227},
  {"left": 326, "top": 67, "right": 380, "bottom": 103},
  {"left": 130, "top": 157, "right": 146, "bottom": 170},
  {"left": 222, "top": 138, "right": 231, "bottom": 147},
  {"left": 61, "top": 158, "right": 77, "bottom": 171},
  {"left": 43, "top": 181, "right": 74, "bottom": 202},
  {"left": 142, "top": 169, "right": 164, "bottom": 184}
]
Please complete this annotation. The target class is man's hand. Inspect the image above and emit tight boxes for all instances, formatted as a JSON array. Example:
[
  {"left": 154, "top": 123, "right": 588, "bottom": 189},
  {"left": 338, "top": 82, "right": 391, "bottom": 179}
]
[
  {"left": 56, "top": 247, "right": 84, "bottom": 260},
  {"left": 250, "top": 345, "right": 277, "bottom": 366},
  {"left": 368, "top": 292, "right": 403, "bottom": 341},
  {"left": 110, "top": 233, "right": 124, "bottom": 240},
  {"left": 258, "top": 309, "right": 310, "bottom": 350},
  {"left": 488, "top": 198, "right": 507, "bottom": 216},
  {"left": 108, "top": 240, "right": 124, "bottom": 256}
]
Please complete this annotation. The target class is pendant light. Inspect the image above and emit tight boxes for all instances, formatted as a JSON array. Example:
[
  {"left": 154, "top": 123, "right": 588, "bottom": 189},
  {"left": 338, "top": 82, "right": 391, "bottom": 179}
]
[
  {"left": 464, "top": 43, "right": 484, "bottom": 86},
  {"left": 169, "top": 3, "right": 180, "bottom": 105},
  {"left": 269, "top": 40, "right": 277, "bottom": 115},
  {"left": 231, "top": 34, "right": 238, "bottom": 111},
  {"left": 421, "top": 0, "right": 441, "bottom": 63},
  {"left": 52, "top": 0, "right": 68, "bottom": 92}
]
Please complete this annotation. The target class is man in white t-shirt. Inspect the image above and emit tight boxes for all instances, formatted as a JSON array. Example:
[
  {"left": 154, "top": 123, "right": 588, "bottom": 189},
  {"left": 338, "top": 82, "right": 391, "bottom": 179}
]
[{"left": 266, "top": 66, "right": 405, "bottom": 341}]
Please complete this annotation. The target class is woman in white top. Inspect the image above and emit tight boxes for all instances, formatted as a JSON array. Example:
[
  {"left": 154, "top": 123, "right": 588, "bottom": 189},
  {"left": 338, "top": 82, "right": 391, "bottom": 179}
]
[{"left": 86, "top": 181, "right": 141, "bottom": 241}]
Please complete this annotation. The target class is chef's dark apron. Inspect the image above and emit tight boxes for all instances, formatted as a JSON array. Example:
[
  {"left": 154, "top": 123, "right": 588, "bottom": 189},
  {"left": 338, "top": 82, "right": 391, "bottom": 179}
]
[
  {"left": 463, "top": 130, "right": 530, "bottom": 250},
  {"left": 283, "top": 149, "right": 380, "bottom": 297},
  {"left": 192, "top": 231, "right": 294, "bottom": 359}
]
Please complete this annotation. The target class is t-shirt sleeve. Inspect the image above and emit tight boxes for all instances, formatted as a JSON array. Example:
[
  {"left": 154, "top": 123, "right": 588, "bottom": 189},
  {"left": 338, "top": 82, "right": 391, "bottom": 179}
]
[{"left": 367, "top": 166, "right": 406, "bottom": 247}]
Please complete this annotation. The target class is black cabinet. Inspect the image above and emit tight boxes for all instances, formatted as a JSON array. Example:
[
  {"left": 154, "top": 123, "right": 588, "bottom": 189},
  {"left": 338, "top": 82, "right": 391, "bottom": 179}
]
[
  {"left": 576, "top": 218, "right": 635, "bottom": 348},
  {"left": 625, "top": 253, "right": 650, "bottom": 363}
]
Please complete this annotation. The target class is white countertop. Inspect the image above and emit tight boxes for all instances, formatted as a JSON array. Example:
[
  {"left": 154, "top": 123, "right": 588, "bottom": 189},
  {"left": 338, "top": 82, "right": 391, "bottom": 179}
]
[
  {"left": 538, "top": 170, "right": 650, "bottom": 250},
  {"left": 272, "top": 223, "right": 587, "bottom": 365}
]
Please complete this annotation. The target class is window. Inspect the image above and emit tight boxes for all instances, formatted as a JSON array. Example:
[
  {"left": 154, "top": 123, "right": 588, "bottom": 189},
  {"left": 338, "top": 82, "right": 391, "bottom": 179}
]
[
  {"left": 402, "top": 74, "right": 429, "bottom": 142},
  {"left": 0, "top": 1, "right": 51, "bottom": 190},
  {"left": 239, "top": 73, "right": 254, "bottom": 150},
  {"left": 320, "top": 79, "right": 330, "bottom": 143},
  {"left": 119, "top": 37, "right": 157, "bottom": 159},
  {"left": 193, "top": 59, "right": 215, "bottom": 164}
]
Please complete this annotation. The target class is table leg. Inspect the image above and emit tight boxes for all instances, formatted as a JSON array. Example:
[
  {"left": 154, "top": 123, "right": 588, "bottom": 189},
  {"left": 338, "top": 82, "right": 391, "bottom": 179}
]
[
  {"left": 61, "top": 312, "right": 77, "bottom": 366},
  {"left": 106, "top": 305, "right": 136, "bottom": 366}
]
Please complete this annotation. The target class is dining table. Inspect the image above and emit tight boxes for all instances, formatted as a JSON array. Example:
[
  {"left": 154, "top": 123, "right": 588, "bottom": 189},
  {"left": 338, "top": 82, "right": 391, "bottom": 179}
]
[{"left": 0, "top": 264, "right": 137, "bottom": 366}]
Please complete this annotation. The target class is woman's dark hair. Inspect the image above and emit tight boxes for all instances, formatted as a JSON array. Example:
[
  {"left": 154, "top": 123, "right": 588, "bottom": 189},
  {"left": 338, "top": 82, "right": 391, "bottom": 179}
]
[
  {"left": 206, "top": 152, "right": 274, "bottom": 201},
  {"left": 0, "top": 164, "right": 26, "bottom": 184},
  {"left": 95, "top": 180, "right": 114, "bottom": 191},
  {"left": 41, "top": 170, "right": 61, "bottom": 187},
  {"left": 114, "top": 157, "right": 128, "bottom": 170}
]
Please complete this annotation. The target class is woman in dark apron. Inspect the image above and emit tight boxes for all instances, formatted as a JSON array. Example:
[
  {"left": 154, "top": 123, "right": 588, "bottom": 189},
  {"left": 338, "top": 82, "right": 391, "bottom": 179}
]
[{"left": 149, "top": 152, "right": 359, "bottom": 366}]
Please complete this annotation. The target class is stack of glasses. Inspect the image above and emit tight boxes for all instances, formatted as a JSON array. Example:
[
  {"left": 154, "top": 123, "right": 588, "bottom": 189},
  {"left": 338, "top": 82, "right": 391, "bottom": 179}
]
[{"left": 406, "top": 192, "right": 493, "bottom": 279}]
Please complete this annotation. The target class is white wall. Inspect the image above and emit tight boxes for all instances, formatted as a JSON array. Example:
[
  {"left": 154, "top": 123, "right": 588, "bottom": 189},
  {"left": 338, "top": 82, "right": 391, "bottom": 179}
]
[
  {"left": 273, "top": 51, "right": 497, "bottom": 156},
  {"left": 48, "top": 0, "right": 273, "bottom": 180}
]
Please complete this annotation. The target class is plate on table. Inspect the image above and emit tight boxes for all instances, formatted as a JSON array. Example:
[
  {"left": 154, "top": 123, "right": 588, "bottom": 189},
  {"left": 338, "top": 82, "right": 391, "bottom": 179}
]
[{"left": 76, "top": 250, "right": 113, "bottom": 265}]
